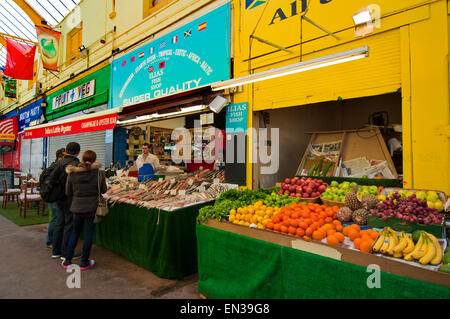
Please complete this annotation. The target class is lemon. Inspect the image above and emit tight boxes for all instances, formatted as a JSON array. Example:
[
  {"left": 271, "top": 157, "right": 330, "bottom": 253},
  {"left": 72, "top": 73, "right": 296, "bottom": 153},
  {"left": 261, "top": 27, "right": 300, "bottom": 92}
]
[
  {"left": 251, "top": 216, "right": 258, "bottom": 224},
  {"left": 257, "top": 216, "right": 263, "bottom": 223},
  {"left": 262, "top": 219, "right": 270, "bottom": 226},
  {"left": 236, "top": 214, "right": 241, "bottom": 220},
  {"left": 229, "top": 215, "right": 236, "bottom": 222},
  {"left": 257, "top": 223, "right": 264, "bottom": 229},
  {"left": 248, "top": 207, "right": 255, "bottom": 214},
  {"left": 237, "top": 208, "right": 243, "bottom": 214},
  {"left": 233, "top": 220, "right": 240, "bottom": 224},
  {"left": 239, "top": 220, "right": 246, "bottom": 225},
  {"left": 244, "top": 222, "right": 250, "bottom": 226}
]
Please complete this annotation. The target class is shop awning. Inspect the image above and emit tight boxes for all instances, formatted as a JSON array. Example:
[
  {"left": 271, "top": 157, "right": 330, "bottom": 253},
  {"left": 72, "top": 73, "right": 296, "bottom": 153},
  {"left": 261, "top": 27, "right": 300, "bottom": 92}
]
[
  {"left": 23, "top": 108, "right": 122, "bottom": 139},
  {"left": 118, "top": 85, "right": 220, "bottom": 120}
]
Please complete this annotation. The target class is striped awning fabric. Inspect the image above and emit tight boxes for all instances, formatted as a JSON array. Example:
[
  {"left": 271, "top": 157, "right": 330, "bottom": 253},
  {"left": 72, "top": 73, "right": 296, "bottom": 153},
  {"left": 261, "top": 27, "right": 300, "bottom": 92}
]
[{"left": 0, "top": 116, "right": 17, "bottom": 145}]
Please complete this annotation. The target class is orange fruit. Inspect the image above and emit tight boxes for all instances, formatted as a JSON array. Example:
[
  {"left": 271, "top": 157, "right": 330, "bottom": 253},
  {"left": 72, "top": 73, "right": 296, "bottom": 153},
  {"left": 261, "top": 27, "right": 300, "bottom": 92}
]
[
  {"left": 266, "top": 222, "right": 274, "bottom": 230},
  {"left": 310, "top": 223, "right": 318, "bottom": 231},
  {"left": 327, "top": 235, "right": 340, "bottom": 246},
  {"left": 291, "top": 212, "right": 300, "bottom": 220},
  {"left": 303, "top": 235, "right": 311, "bottom": 242},
  {"left": 288, "top": 226, "right": 297, "bottom": 234},
  {"left": 298, "top": 221, "right": 308, "bottom": 230},
  {"left": 343, "top": 226, "right": 352, "bottom": 236},
  {"left": 332, "top": 220, "right": 341, "bottom": 226},
  {"left": 272, "top": 215, "right": 281, "bottom": 224},
  {"left": 280, "top": 225, "right": 288, "bottom": 233},
  {"left": 353, "top": 238, "right": 362, "bottom": 249},
  {"left": 273, "top": 223, "right": 281, "bottom": 232},
  {"left": 335, "top": 224, "right": 343, "bottom": 232},
  {"left": 360, "top": 240, "right": 373, "bottom": 253},
  {"left": 305, "top": 227, "right": 313, "bottom": 236},
  {"left": 290, "top": 219, "right": 299, "bottom": 228},
  {"left": 335, "top": 232, "right": 345, "bottom": 243},
  {"left": 324, "top": 217, "right": 333, "bottom": 224},
  {"left": 326, "top": 229, "right": 336, "bottom": 237},
  {"left": 296, "top": 228, "right": 305, "bottom": 237},
  {"left": 361, "top": 234, "right": 372, "bottom": 242},
  {"left": 350, "top": 224, "right": 361, "bottom": 232},
  {"left": 369, "top": 231, "right": 379, "bottom": 240},
  {"left": 312, "top": 230, "right": 325, "bottom": 241},
  {"left": 348, "top": 229, "right": 361, "bottom": 241}
]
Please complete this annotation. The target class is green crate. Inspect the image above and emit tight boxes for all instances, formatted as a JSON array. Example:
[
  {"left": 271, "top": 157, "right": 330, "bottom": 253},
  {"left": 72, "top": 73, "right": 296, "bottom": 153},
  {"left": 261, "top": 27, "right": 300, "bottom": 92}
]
[{"left": 367, "top": 214, "right": 445, "bottom": 238}]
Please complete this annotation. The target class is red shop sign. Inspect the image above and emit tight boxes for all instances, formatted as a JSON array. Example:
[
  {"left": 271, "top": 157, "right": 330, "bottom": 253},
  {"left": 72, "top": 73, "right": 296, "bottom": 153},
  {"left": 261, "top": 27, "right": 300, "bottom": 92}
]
[{"left": 24, "top": 113, "right": 118, "bottom": 139}]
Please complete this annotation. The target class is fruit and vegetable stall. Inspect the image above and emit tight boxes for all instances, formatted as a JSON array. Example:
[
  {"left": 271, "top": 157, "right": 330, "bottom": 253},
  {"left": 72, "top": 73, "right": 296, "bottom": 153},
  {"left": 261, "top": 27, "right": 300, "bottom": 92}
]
[{"left": 196, "top": 177, "right": 450, "bottom": 298}]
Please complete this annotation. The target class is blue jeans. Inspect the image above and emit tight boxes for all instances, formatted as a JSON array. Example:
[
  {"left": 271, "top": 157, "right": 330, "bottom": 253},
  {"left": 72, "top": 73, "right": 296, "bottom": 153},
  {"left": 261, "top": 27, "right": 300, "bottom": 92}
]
[
  {"left": 52, "top": 197, "right": 73, "bottom": 256},
  {"left": 65, "top": 214, "right": 95, "bottom": 263},
  {"left": 46, "top": 202, "right": 58, "bottom": 246}
]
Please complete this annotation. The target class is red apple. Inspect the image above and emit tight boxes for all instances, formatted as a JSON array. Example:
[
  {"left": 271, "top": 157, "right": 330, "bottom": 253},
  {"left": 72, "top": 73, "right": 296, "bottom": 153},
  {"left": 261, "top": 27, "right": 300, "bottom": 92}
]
[{"left": 285, "top": 178, "right": 291, "bottom": 184}]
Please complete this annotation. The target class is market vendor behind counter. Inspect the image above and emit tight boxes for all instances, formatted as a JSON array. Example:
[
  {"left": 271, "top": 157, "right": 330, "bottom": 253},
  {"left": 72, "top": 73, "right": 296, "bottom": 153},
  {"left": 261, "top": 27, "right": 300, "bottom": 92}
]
[{"left": 136, "top": 143, "right": 160, "bottom": 181}]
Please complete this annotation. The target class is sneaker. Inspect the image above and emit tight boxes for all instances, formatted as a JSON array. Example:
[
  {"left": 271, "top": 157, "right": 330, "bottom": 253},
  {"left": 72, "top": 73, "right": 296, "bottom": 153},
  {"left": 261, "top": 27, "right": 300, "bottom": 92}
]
[
  {"left": 51, "top": 254, "right": 62, "bottom": 259},
  {"left": 80, "top": 260, "right": 95, "bottom": 270},
  {"left": 61, "top": 252, "right": 82, "bottom": 261},
  {"left": 61, "top": 260, "right": 72, "bottom": 269}
]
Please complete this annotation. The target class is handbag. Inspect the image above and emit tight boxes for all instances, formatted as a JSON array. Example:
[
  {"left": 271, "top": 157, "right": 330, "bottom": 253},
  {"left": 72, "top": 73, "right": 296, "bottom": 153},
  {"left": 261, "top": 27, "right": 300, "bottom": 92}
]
[{"left": 95, "top": 170, "right": 109, "bottom": 221}]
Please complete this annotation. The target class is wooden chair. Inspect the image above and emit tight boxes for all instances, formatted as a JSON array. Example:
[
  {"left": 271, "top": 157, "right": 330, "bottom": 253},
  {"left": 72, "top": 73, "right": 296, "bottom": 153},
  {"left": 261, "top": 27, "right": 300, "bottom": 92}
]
[
  {"left": 2, "top": 178, "right": 21, "bottom": 209},
  {"left": 18, "top": 182, "right": 46, "bottom": 218}
]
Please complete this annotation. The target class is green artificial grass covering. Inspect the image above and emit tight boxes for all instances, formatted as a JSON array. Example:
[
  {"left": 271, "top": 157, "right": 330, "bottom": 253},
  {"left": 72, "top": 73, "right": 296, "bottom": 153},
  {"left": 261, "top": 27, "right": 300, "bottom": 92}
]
[
  {"left": 196, "top": 224, "right": 450, "bottom": 299},
  {"left": 0, "top": 202, "right": 50, "bottom": 226}
]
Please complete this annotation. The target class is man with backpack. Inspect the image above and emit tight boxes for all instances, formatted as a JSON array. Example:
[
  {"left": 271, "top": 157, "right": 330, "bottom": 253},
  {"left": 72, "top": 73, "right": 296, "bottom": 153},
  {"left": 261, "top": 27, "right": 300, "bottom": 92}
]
[
  {"left": 49, "top": 142, "right": 81, "bottom": 259},
  {"left": 42, "top": 148, "right": 65, "bottom": 250}
]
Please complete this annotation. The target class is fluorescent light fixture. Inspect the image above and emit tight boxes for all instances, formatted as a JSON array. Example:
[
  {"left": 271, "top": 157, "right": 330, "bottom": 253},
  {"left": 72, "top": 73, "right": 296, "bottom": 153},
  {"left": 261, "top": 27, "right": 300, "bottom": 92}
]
[
  {"left": 211, "top": 46, "right": 369, "bottom": 91},
  {"left": 117, "top": 105, "right": 208, "bottom": 125},
  {"left": 353, "top": 10, "right": 372, "bottom": 25}
]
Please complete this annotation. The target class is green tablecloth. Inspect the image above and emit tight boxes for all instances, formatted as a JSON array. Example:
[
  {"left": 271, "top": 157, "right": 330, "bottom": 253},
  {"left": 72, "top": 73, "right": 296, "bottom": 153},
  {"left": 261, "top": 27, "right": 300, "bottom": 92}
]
[
  {"left": 196, "top": 224, "right": 450, "bottom": 299},
  {"left": 91, "top": 201, "right": 212, "bottom": 279}
]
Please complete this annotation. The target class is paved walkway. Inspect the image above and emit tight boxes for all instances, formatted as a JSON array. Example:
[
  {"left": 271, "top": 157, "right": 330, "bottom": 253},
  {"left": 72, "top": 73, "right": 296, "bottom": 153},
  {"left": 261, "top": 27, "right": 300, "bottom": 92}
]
[{"left": 0, "top": 213, "right": 200, "bottom": 299}]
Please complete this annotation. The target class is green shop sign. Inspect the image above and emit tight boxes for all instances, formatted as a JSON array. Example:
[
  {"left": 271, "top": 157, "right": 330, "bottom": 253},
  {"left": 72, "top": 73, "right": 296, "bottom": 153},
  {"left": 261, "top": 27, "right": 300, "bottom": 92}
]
[{"left": 45, "top": 64, "right": 110, "bottom": 120}]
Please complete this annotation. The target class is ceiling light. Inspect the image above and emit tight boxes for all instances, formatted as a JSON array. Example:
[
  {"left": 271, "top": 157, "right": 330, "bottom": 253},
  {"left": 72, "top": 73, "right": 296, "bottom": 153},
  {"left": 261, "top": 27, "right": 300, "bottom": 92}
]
[
  {"left": 116, "top": 105, "right": 208, "bottom": 125},
  {"left": 211, "top": 46, "right": 369, "bottom": 91},
  {"left": 353, "top": 10, "right": 372, "bottom": 25},
  {"left": 78, "top": 45, "right": 86, "bottom": 52}
]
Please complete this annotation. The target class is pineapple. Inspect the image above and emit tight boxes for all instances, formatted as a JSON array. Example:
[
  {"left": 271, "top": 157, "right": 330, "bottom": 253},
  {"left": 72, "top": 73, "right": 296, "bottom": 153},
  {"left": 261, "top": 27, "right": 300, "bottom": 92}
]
[
  {"left": 345, "top": 192, "right": 361, "bottom": 210},
  {"left": 337, "top": 207, "right": 353, "bottom": 222},
  {"left": 352, "top": 209, "right": 369, "bottom": 225}
]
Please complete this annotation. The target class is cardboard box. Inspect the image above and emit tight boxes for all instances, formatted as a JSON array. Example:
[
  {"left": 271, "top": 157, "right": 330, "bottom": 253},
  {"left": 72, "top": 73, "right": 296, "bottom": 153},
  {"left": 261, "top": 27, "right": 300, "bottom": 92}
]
[{"left": 202, "top": 219, "right": 450, "bottom": 288}]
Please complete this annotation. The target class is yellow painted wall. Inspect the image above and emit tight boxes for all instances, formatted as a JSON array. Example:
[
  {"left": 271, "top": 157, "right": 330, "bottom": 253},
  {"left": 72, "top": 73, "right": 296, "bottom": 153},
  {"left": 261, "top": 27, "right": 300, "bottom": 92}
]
[{"left": 234, "top": 0, "right": 450, "bottom": 194}]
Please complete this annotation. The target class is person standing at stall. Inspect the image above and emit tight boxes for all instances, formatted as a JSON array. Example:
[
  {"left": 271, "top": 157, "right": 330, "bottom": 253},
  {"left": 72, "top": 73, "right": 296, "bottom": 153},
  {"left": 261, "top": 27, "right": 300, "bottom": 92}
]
[
  {"left": 135, "top": 143, "right": 161, "bottom": 181},
  {"left": 44, "top": 147, "right": 65, "bottom": 250},
  {"left": 50, "top": 142, "right": 81, "bottom": 260},
  {"left": 62, "top": 150, "right": 107, "bottom": 270}
]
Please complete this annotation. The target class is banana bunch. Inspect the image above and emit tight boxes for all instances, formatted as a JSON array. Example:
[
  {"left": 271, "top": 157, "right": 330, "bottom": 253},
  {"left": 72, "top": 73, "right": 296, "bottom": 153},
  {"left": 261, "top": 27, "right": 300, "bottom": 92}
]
[
  {"left": 404, "top": 231, "right": 442, "bottom": 265},
  {"left": 373, "top": 228, "right": 443, "bottom": 265}
]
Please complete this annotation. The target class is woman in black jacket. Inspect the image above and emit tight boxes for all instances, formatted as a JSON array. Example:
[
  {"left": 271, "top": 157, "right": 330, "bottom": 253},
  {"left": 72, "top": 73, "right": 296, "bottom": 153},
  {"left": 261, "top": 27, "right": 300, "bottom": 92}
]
[{"left": 62, "top": 150, "right": 107, "bottom": 270}]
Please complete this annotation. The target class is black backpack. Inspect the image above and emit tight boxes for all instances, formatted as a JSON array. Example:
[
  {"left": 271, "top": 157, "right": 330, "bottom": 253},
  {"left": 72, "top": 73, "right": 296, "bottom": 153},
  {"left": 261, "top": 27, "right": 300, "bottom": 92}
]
[{"left": 39, "top": 164, "right": 58, "bottom": 203}]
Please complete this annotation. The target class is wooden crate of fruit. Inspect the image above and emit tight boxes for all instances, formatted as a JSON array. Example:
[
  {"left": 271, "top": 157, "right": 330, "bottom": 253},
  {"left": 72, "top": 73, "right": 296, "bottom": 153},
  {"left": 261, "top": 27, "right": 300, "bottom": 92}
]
[{"left": 368, "top": 190, "right": 446, "bottom": 238}]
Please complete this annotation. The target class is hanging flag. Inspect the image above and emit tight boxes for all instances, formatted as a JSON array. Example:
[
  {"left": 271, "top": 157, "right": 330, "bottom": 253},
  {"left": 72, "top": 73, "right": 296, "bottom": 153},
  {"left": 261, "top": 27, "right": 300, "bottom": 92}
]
[
  {"left": 172, "top": 35, "right": 178, "bottom": 44},
  {"left": 0, "top": 116, "right": 18, "bottom": 146},
  {"left": 150, "top": 47, "right": 154, "bottom": 54},
  {"left": 148, "top": 66, "right": 154, "bottom": 72},
  {"left": 122, "top": 60, "right": 127, "bottom": 67},
  {"left": 198, "top": 22, "right": 207, "bottom": 31},
  {"left": 35, "top": 26, "right": 61, "bottom": 71},
  {"left": 139, "top": 52, "right": 145, "bottom": 58},
  {"left": 159, "top": 61, "right": 165, "bottom": 69},
  {"left": 3, "top": 39, "right": 36, "bottom": 80}
]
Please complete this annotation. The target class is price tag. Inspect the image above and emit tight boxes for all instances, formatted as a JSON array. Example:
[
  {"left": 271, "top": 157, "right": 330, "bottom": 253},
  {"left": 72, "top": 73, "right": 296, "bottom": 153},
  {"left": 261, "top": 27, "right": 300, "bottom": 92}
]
[
  {"left": 139, "top": 184, "right": 146, "bottom": 190},
  {"left": 170, "top": 179, "right": 175, "bottom": 184},
  {"left": 188, "top": 179, "right": 194, "bottom": 185},
  {"left": 213, "top": 178, "right": 220, "bottom": 184},
  {"left": 158, "top": 178, "right": 163, "bottom": 182},
  {"left": 164, "top": 190, "right": 170, "bottom": 195},
  {"left": 170, "top": 190, "right": 177, "bottom": 195},
  {"left": 179, "top": 190, "right": 186, "bottom": 196}
]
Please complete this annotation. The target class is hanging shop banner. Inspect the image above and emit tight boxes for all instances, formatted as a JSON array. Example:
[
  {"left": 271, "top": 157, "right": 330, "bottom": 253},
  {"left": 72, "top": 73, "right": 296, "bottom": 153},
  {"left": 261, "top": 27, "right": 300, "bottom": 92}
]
[
  {"left": 52, "top": 80, "right": 95, "bottom": 110},
  {"left": 226, "top": 103, "right": 248, "bottom": 133},
  {"left": 35, "top": 26, "right": 61, "bottom": 71},
  {"left": 18, "top": 98, "right": 44, "bottom": 131},
  {"left": 0, "top": 116, "right": 18, "bottom": 146},
  {"left": 110, "top": 3, "right": 231, "bottom": 108},
  {"left": 24, "top": 112, "right": 118, "bottom": 139},
  {"left": 4, "top": 78, "right": 17, "bottom": 98}
]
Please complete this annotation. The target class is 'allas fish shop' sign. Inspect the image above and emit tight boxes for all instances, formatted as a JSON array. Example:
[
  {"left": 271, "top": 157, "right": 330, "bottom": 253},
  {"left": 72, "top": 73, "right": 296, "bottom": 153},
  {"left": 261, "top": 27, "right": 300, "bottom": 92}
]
[{"left": 110, "top": 3, "right": 231, "bottom": 108}]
